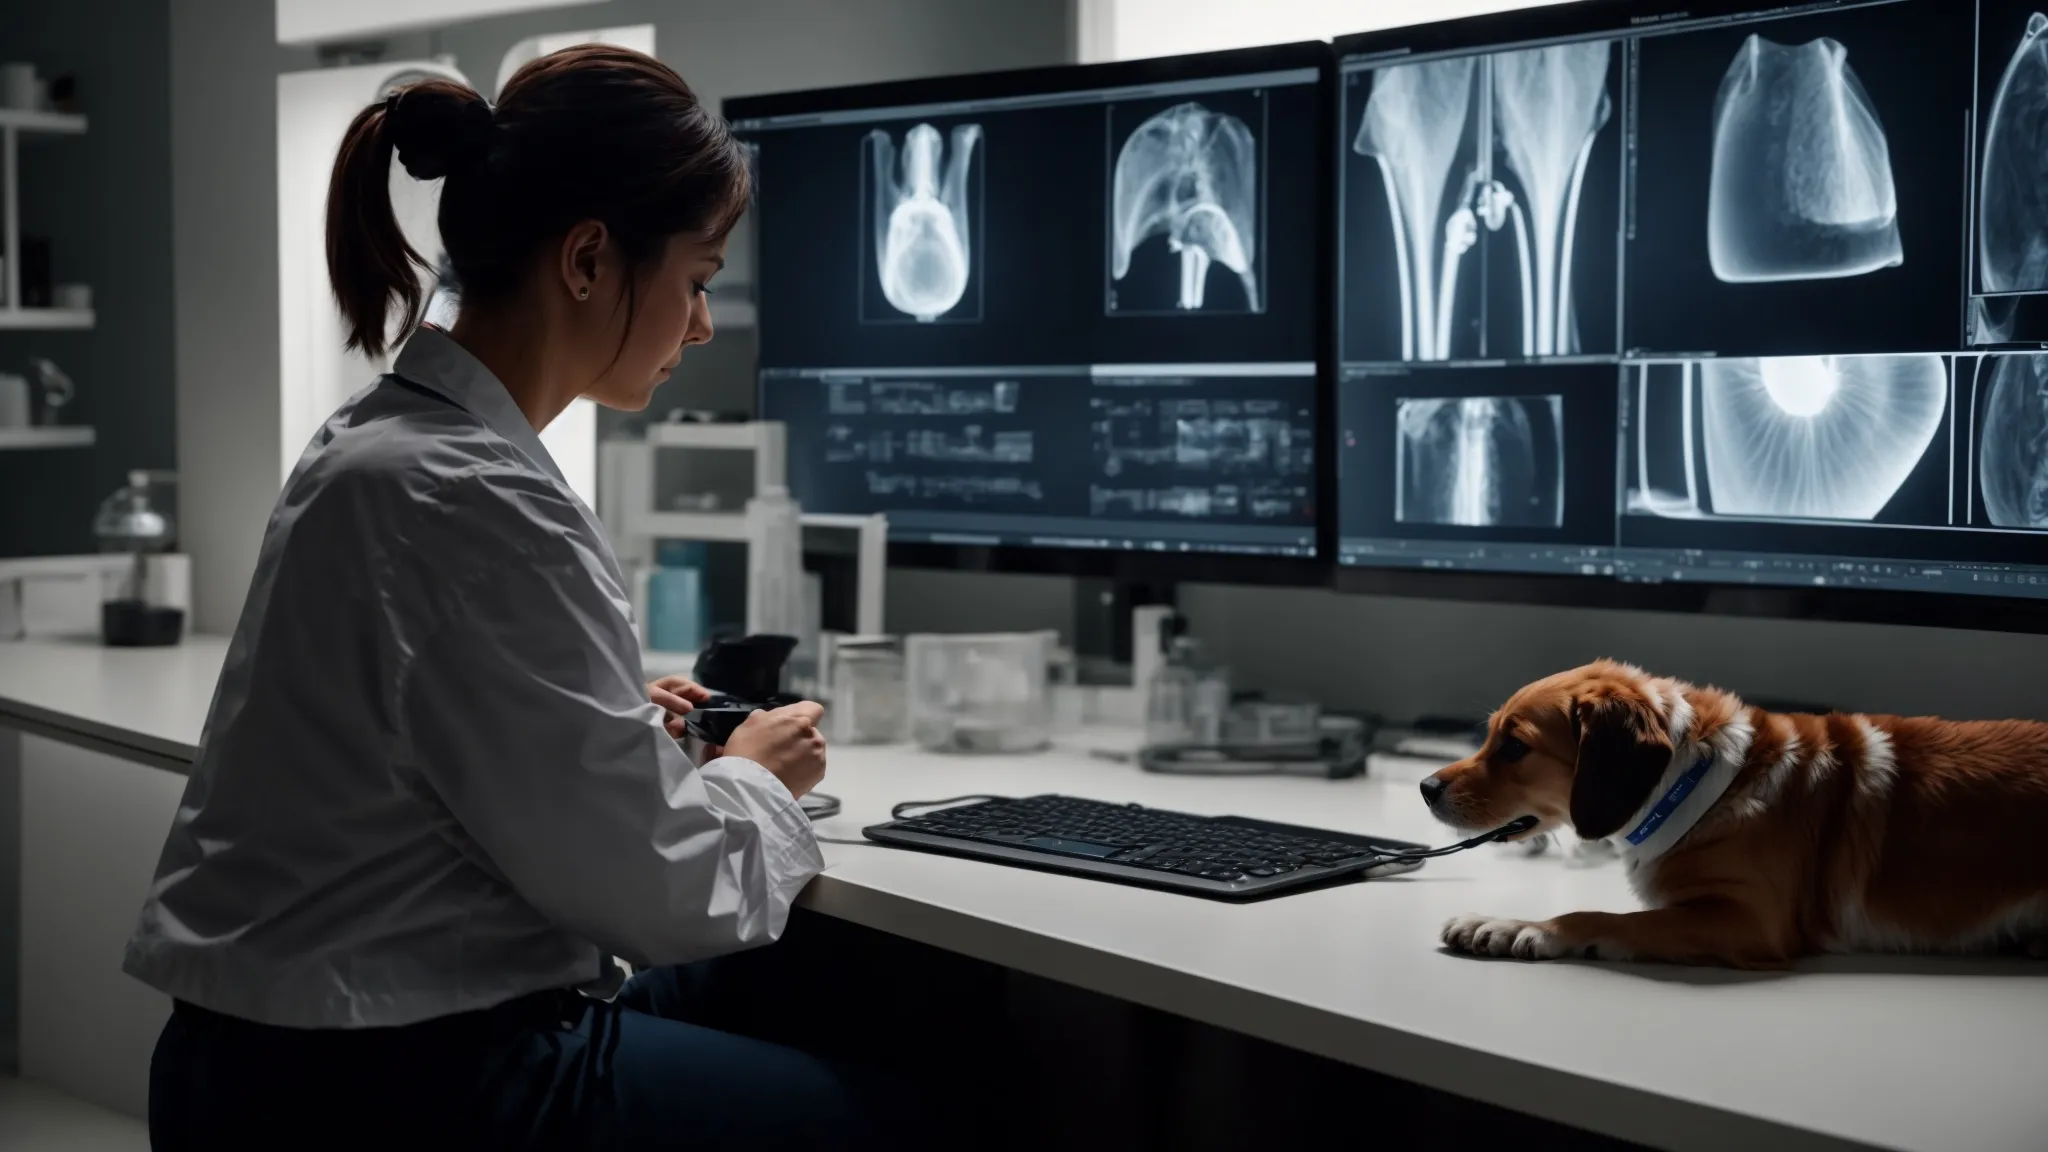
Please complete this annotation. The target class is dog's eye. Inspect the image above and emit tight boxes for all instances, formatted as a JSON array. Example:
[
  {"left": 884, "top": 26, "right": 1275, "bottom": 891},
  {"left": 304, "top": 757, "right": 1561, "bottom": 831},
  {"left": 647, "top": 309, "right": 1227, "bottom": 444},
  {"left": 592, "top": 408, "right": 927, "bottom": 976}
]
[{"left": 1494, "top": 735, "right": 1530, "bottom": 763}]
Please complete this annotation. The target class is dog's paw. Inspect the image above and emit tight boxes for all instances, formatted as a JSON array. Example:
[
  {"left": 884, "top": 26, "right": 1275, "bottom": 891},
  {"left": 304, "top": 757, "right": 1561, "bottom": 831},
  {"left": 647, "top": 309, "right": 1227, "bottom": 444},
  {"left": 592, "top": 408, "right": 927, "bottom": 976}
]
[{"left": 1441, "top": 915, "right": 1571, "bottom": 961}]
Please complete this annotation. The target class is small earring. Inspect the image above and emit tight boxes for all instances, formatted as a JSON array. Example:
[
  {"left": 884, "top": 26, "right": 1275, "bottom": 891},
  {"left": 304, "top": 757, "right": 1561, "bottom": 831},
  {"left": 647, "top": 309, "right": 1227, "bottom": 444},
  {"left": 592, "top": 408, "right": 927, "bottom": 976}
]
[{"left": 576, "top": 286, "right": 590, "bottom": 300}]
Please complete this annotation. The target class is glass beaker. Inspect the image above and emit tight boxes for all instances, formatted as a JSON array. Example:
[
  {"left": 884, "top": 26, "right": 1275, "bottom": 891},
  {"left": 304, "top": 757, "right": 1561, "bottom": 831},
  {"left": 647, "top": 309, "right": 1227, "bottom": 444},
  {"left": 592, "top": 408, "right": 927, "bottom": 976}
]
[{"left": 905, "top": 631, "right": 1054, "bottom": 754}]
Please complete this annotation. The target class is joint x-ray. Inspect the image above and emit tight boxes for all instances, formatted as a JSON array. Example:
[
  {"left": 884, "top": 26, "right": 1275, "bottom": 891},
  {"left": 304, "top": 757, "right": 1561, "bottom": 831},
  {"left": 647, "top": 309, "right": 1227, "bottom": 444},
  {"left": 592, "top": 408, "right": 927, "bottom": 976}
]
[
  {"left": 1708, "top": 35, "right": 1903, "bottom": 283},
  {"left": 1395, "top": 395, "right": 1565, "bottom": 527},
  {"left": 1976, "top": 354, "right": 2048, "bottom": 529},
  {"left": 1629, "top": 355, "right": 1947, "bottom": 523},
  {"left": 1980, "top": 12, "right": 2048, "bottom": 294},
  {"left": 1354, "top": 42, "right": 1613, "bottom": 361},
  {"left": 864, "top": 122, "right": 983, "bottom": 323},
  {"left": 1108, "top": 96, "right": 1264, "bottom": 315}
]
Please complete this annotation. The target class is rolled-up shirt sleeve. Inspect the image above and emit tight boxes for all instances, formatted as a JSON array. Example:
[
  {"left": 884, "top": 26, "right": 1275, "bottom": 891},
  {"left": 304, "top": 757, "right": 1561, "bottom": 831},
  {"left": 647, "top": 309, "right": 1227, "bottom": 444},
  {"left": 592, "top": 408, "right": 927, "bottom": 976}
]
[{"left": 395, "top": 474, "right": 823, "bottom": 969}]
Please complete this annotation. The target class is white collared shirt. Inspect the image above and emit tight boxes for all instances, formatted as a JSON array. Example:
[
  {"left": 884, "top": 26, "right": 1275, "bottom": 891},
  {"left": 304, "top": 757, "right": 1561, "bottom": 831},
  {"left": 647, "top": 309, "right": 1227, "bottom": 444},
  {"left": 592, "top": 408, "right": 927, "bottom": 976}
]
[{"left": 123, "top": 326, "right": 823, "bottom": 1028}]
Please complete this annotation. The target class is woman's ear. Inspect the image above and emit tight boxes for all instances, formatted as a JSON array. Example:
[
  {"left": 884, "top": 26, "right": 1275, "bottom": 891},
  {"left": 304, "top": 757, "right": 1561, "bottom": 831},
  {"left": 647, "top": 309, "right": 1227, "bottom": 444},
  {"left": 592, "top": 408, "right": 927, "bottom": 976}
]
[
  {"left": 559, "top": 220, "right": 610, "bottom": 300},
  {"left": 1569, "top": 688, "right": 1673, "bottom": 840}
]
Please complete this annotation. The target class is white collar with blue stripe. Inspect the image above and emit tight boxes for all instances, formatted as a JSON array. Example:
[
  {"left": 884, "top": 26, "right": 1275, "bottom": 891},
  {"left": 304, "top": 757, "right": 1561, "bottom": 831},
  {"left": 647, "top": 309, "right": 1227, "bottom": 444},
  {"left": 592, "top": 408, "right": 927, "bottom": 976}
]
[{"left": 1608, "top": 689, "right": 1754, "bottom": 865}]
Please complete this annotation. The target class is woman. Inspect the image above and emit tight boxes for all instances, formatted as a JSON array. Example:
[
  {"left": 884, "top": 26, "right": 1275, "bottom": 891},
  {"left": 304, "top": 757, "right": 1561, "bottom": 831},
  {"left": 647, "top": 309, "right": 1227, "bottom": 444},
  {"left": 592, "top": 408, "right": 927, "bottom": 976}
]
[{"left": 125, "top": 46, "right": 857, "bottom": 1148}]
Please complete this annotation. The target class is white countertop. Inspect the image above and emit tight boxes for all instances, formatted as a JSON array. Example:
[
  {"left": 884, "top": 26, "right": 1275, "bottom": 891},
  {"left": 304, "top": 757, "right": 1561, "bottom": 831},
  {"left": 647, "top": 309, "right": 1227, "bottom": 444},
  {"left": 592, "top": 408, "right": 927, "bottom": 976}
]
[{"left": 2, "top": 636, "right": 2043, "bottom": 1152}]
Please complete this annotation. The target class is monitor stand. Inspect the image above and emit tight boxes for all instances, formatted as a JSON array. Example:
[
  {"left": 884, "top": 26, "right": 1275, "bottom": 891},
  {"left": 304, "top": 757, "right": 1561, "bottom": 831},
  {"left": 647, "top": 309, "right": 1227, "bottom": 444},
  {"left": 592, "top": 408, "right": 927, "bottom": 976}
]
[{"left": 1071, "top": 578, "right": 1176, "bottom": 683}]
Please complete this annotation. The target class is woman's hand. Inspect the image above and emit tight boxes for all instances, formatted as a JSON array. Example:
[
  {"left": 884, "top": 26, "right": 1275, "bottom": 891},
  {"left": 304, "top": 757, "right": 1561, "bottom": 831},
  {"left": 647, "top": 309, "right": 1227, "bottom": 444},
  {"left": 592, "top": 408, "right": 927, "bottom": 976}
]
[
  {"left": 648, "top": 675, "right": 713, "bottom": 738},
  {"left": 723, "top": 702, "right": 828, "bottom": 800}
]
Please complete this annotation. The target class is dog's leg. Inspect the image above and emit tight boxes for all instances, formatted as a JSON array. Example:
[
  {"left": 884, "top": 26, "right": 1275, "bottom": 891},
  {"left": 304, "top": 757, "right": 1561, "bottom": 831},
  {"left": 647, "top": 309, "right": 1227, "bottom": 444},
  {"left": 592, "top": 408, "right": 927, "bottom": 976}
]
[{"left": 1443, "top": 900, "right": 1792, "bottom": 968}]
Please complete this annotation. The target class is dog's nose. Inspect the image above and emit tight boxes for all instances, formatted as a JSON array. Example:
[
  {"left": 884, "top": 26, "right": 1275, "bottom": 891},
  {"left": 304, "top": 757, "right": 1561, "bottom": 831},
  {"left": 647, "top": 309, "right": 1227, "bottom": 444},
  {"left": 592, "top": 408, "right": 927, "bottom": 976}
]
[{"left": 1419, "top": 775, "right": 1447, "bottom": 808}]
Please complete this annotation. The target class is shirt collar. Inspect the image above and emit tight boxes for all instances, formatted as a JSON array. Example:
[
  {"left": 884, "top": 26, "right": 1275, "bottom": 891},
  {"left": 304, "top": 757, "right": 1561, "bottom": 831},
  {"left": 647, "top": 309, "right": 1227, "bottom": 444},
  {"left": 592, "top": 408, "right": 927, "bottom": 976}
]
[{"left": 391, "top": 325, "right": 567, "bottom": 488}]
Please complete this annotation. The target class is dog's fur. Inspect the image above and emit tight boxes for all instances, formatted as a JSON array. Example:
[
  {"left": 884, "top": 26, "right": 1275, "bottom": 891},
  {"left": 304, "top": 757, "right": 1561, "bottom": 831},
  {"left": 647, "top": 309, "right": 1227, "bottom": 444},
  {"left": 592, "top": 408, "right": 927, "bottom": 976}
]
[{"left": 1424, "top": 660, "right": 2048, "bottom": 967}]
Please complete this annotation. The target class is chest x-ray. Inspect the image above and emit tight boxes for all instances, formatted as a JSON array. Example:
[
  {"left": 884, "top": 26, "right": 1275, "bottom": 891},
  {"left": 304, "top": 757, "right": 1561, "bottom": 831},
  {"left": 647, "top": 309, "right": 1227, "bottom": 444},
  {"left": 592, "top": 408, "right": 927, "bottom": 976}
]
[
  {"left": 1395, "top": 395, "right": 1564, "bottom": 528},
  {"left": 1110, "top": 101, "right": 1261, "bottom": 313},
  {"left": 1355, "top": 42, "right": 1612, "bottom": 361},
  {"left": 1708, "top": 35, "right": 1903, "bottom": 283},
  {"left": 866, "top": 123, "right": 983, "bottom": 322},
  {"left": 1980, "top": 13, "right": 2048, "bottom": 294}
]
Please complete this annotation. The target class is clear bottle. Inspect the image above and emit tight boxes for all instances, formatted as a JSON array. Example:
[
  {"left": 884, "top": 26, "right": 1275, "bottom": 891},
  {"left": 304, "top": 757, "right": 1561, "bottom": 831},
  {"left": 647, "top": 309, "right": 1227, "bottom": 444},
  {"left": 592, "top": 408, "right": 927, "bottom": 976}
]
[{"left": 745, "top": 483, "right": 807, "bottom": 643}]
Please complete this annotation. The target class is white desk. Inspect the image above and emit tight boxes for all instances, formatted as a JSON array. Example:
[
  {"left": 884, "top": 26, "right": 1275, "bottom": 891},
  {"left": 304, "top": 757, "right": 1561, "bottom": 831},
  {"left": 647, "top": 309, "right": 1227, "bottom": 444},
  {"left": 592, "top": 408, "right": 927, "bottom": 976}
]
[{"left": 2, "top": 636, "right": 2043, "bottom": 1152}]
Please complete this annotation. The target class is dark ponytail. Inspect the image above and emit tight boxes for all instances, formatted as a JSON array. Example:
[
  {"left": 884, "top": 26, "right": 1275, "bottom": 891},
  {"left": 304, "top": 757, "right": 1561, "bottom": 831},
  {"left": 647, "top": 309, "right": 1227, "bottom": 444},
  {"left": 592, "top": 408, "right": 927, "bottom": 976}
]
[{"left": 324, "top": 46, "right": 751, "bottom": 360}]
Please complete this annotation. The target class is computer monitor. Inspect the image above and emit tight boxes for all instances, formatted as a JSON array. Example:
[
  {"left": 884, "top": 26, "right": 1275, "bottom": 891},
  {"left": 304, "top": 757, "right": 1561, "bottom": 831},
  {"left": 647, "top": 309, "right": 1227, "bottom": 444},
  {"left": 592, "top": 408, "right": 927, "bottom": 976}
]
[
  {"left": 1332, "top": 0, "right": 2048, "bottom": 632},
  {"left": 727, "top": 43, "right": 1334, "bottom": 585}
]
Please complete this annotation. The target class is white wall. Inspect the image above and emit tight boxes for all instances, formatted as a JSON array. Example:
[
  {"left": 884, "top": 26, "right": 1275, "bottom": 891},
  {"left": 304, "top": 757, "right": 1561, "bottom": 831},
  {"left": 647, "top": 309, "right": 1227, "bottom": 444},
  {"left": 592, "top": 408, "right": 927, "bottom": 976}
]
[
  {"left": 1077, "top": 0, "right": 1578, "bottom": 60},
  {"left": 276, "top": 0, "right": 595, "bottom": 46}
]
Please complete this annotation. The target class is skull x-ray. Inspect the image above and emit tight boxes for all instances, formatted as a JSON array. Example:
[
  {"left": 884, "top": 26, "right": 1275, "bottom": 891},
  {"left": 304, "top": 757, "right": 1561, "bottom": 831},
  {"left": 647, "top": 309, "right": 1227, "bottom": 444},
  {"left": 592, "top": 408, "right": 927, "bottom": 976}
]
[
  {"left": 863, "top": 122, "right": 983, "bottom": 323},
  {"left": 1976, "top": 354, "right": 2048, "bottom": 529},
  {"left": 1628, "top": 356, "right": 1947, "bottom": 523},
  {"left": 1107, "top": 94, "right": 1264, "bottom": 315},
  {"left": 1395, "top": 395, "right": 1564, "bottom": 528},
  {"left": 1352, "top": 42, "right": 1614, "bottom": 362},
  {"left": 1707, "top": 35, "right": 1903, "bottom": 283},
  {"left": 1980, "top": 13, "right": 2048, "bottom": 294}
]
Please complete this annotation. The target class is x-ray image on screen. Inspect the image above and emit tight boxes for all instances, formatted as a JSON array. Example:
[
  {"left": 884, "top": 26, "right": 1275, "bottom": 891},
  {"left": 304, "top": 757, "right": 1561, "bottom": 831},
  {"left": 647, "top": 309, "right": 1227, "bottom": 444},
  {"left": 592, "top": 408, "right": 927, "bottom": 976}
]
[
  {"left": 1624, "top": 2, "right": 1967, "bottom": 358},
  {"left": 1394, "top": 394, "right": 1564, "bottom": 527},
  {"left": 1979, "top": 8, "right": 2048, "bottom": 295},
  {"left": 1626, "top": 355, "right": 1951, "bottom": 524},
  {"left": 1972, "top": 353, "right": 2048, "bottom": 529},
  {"left": 1106, "top": 90, "right": 1266, "bottom": 315},
  {"left": 861, "top": 120, "right": 984, "bottom": 324},
  {"left": 1345, "top": 41, "right": 1618, "bottom": 363},
  {"left": 1708, "top": 34, "right": 1903, "bottom": 283}
]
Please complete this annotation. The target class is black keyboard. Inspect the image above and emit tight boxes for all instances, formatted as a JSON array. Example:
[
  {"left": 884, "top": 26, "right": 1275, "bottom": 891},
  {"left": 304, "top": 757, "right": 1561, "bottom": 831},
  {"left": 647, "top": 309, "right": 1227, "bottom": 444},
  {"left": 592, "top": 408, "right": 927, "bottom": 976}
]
[{"left": 862, "top": 794, "right": 1429, "bottom": 899}]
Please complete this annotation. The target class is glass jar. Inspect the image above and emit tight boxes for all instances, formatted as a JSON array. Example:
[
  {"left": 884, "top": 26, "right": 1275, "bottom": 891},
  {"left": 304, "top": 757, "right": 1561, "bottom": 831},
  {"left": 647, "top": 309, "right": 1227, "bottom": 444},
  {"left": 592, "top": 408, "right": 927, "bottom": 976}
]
[
  {"left": 829, "top": 638, "right": 908, "bottom": 745},
  {"left": 906, "top": 631, "right": 1054, "bottom": 754}
]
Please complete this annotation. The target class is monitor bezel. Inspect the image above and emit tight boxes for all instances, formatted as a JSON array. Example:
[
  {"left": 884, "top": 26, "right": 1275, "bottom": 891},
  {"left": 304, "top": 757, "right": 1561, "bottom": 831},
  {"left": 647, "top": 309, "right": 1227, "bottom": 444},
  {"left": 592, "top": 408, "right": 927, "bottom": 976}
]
[
  {"left": 727, "top": 41, "right": 1339, "bottom": 590},
  {"left": 1328, "top": 0, "right": 2048, "bottom": 635}
]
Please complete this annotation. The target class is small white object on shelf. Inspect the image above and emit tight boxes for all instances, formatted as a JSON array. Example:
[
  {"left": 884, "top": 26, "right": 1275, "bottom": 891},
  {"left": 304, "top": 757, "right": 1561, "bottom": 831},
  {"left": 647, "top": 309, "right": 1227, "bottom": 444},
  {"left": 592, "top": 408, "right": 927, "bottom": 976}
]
[{"left": 0, "top": 425, "right": 92, "bottom": 449}]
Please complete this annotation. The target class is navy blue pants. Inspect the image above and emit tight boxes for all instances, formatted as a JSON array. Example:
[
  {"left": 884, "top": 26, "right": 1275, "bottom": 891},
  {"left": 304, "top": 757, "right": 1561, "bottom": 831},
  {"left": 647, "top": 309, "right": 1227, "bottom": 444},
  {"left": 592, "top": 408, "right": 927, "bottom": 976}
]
[{"left": 144, "top": 912, "right": 965, "bottom": 1150}]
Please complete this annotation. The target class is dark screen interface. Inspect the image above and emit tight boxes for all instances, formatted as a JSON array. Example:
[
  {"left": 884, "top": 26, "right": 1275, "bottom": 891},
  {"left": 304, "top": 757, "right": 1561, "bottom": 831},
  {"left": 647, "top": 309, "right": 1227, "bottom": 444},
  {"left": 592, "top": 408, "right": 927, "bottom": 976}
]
[
  {"left": 1336, "top": 0, "right": 2048, "bottom": 602},
  {"left": 738, "top": 65, "right": 1320, "bottom": 558}
]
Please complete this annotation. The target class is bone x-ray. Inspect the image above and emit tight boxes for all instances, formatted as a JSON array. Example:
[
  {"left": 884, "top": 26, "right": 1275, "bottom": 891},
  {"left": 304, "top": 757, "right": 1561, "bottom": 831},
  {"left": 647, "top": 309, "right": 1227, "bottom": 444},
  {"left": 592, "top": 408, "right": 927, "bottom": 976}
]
[
  {"left": 1970, "top": 2, "right": 2048, "bottom": 343},
  {"left": 1106, "top": 91, "right": 1266, "bottom": 315},
  {"left": 862, "top": 120, "right": 984, "bottom": 324},
  {"left": 1394, "top": 395, "right": 1564, "bottom": 528},
  {"left": 1343, "top": 41, "right": 1620, "bottom": 362},
  {"left": 1971, "top": 354, "right": 2048, "bottom": 530},
  {"left": 1625, "top": 355, "right": 1951, "bottom": 525},
  {"left": 1623, "top": 1, "right": 1968, "bottom": 358}
]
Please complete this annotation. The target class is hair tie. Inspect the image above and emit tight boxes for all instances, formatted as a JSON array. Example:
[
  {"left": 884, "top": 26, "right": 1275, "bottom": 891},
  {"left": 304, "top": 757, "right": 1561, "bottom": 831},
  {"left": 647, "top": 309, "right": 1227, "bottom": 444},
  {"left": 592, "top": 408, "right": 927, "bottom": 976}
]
[{"left": 385, "top": 87, "right": 494, "bottom": 182}]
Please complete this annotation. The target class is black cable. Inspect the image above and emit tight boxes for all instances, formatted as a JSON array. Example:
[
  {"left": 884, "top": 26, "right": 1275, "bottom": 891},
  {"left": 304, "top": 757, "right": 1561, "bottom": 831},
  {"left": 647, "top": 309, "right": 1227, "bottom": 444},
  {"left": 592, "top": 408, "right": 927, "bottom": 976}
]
[{"left": 1367, "top": 815, "right": 1540, "bottom": 860}]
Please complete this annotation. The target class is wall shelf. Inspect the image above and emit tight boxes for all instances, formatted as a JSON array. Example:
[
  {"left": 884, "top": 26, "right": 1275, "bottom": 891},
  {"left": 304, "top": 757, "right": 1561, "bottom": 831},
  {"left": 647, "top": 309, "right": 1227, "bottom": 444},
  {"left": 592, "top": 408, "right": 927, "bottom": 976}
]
[
  {"left": 0, "top": 109, "right": 88, "bottom": 136},
  {"left": 0, "top": 307, "right": 93, "bottom": 330},
  {"left": 0, "top": 426, "right": 94, "bottom": 450}
]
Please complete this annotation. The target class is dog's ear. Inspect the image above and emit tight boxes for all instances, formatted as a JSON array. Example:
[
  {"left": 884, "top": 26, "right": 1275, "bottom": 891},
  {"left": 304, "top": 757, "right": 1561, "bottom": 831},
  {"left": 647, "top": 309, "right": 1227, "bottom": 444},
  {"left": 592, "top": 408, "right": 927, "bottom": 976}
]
[{"left": 1569, "top": 686, "right": 1672, "bottom": 840}]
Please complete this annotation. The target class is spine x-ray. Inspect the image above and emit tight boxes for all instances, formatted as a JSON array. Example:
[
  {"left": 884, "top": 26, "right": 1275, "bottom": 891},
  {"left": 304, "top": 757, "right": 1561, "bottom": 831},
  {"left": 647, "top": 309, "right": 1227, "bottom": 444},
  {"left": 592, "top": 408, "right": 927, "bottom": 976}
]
[
  {"left": 1708, "top": 35, "right": 1903, "bottom": 283},
  {"left": 1394, "top": 395, "right": 1564, "bottom": 528},
  {"left": 1980, "top": 13, "right": 2048, "bottom": 294},
  {"left": 866, "top": 122, "right": 982, "bottom": 322},
  {"left": 1629, "top": 355, "right": 1946, "bottom": 522},
  {"left": 1355, "top": 42, "right": 1612, "bottom": 361},
  {"left": 1109, "top": 100, "right": 1263, "bottom": 314},
  {"left": 1976, "top": 354, "right": 2048, "bottom": 529}
]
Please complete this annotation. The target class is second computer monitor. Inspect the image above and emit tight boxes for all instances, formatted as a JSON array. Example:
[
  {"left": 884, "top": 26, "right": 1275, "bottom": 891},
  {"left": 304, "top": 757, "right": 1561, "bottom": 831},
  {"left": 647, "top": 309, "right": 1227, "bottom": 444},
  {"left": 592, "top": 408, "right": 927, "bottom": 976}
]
[
  {"left": 730, "top": 44, "right": 1330, "bottom": 569},
  {"left": 1332, "top": 0, "right": 2048, "bottom": 623}
]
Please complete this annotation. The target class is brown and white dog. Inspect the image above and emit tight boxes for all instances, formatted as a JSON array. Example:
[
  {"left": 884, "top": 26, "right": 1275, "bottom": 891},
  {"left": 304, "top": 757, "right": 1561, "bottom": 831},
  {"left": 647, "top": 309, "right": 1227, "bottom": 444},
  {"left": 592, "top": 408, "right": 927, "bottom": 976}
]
[{"left": 1421, "top": 660, "right": 2048, "bottom": 967}]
